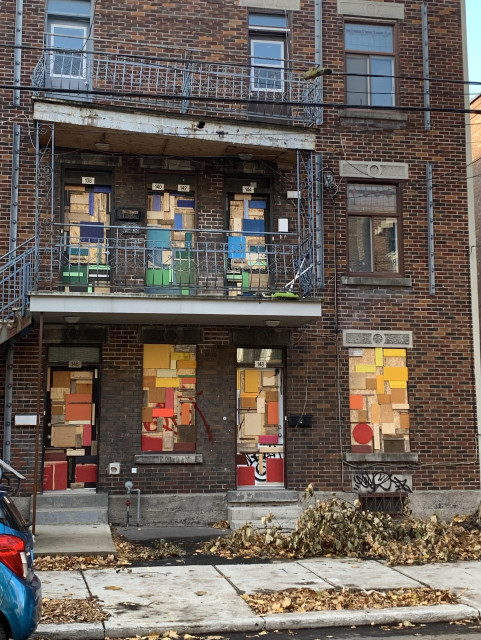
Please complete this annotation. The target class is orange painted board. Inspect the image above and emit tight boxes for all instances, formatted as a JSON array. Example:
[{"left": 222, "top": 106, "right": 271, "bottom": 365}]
[
  {"left": 144, "top": 344, "right": 171, "bottom": 369},
  {"left": 66, "top": 394, "right": 91, "bottom": 405},
  {"left": 383, "top": 366, "right": 408, "bottom": 382},
  {"left": 180, "top": 403, "right": 193, "bottom": 425},
  {"left": 244, "top": 369, "right": 260, "bottom": 393},
  {"left": 349, "top": 395, "right": 364, "bottom": 410},
  {"left": 65, "top": 402, "right": 92, "bottom": 421},
  {"left": 152, "top": 407, "right": 174, "bottom": 418},
  {"left": 376, "top": 375, "right": 384, "bottom": 395},
  {"left": 267, "top": 402, "right": 279, "bottom": 425},
  {"left": 177, "top": 360, "right": 197, "bottom": 369}
]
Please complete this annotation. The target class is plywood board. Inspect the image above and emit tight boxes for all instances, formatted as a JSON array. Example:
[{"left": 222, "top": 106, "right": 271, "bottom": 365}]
[
  {"left": 53, "top": 371, "right": 71, "bottom": 388},
  {"left": 257, "top": 397, "right": 266, "bottom": 413},
  {"left": 243, "top": 412, "right": 263, "bottom": 436},
  {"left": 75, "top": 382, "right": 93, "bottom": 395},
  {"left": 142, "top": 407, "right": 154, "bottom": 422},
  {"left": 380, "top": 404, "right": 394, "bottom": 423},
  {"left": 50, "top": 387, "right": 70, "bottom": 401},
  {"left": 265, "top": 390, "right": 279, "bottom": 402},
  {"left": 366, "top": 377, "right": 377, "bottom": 390},
  {"left": 370, "top": 402, "right": 380, "bottom": 423},
  {"left": 349, "top": 372, "right": 366, "bottom": 390},
  {"left": 148, "top": 387, "right": 166, "bottom": 404},
  {"left": 399, "top": 413, "right": 410, "bottom": 429},
  {"left": 241, "top": 396, "right": 257, "bottom": 409},
  {"left": 51, "top": 404, "right": 64, "bottom": 416},
  {"left": 163, "top": 430, "right": 174, "bottom": 451},
  {"left": 144, "top": 344, "right": 171, "bottom": 369},
  {"left": 262, "top": 371, "right": 276, "bottom": 387}
]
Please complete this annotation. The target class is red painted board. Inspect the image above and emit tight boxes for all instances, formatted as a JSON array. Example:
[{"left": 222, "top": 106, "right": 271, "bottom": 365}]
[
  {"left": 65, "top": 403, "right": 92, "bottom": 421},
  {"left": 54, "top": 461, "right": 68, "bottom": 490},
  {"left": 141, "top": 434, "right": 163, "bottom": 452},
  {"left": 75, "top": 464, "right": 97, "bottom": 483},
  {"left": 44, "top": 451, "right": 67, "bottom": 462},
  {"left": 152, "top": 408, "right": 174, "bottom": 418},
  {"left": 237, "top": 466, "right": 255, "bottom": 486},
  {"left": 266, "top": 458, "right": 284, "bottom": 483},
  {"left": 174, "top": 442, "right": 196, "bottom": 452},
  {"left": 165, "top": 388, "right": 175, "bottom": 409},
  {"left": 258, "top": 435, "right": 279, "bottom": 444},
  {"left": 43, "top": 463, "right": 53, "bottom": 491},
  {"left": 82, "top": 424, "right": 92, "bottom": 446}
]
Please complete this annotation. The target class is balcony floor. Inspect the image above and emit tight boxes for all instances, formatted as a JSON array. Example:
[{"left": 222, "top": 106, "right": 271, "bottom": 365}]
[{"left": 29, "top": 291, "right": 321, "bottom": 327}]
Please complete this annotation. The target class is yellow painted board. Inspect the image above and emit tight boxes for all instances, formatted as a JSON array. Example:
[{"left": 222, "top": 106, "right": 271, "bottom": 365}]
[
  {"left": 171, "top": 352, "right": 191, "bottom": 360},
  {"left": 144, "top": 344, "right": 171, "bottom": 369},
  {"left": 383, "top": 366, "right": 408, "bottom": 382},
  {"left": 376, "top": 375, "right": 384, "bottom": 395},
  {"left": 375, "top": 348, "right": 383, "bottom": 367},
  {"left": 384, "top": 349, "right": 406, "bottom": 357},
  {"left": 390, "top": 381, "right": 407, "bottom": 389},
  {"left": 355, "top": 365, "right": 376, "bottom": 373},
  {"left": 245, "top": 369, "right": 260, "bottom": 393},
  {"left": 237, "top": 368, "right": 240, "bottom": 390},
  {"left": 155, "top": 377, "right": 180, "bottom": 387}
]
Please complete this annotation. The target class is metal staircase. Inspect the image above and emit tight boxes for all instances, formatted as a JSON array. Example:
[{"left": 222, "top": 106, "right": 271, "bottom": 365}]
[{"left": 0, "top": 238, "right": 36, "bottom": 344}]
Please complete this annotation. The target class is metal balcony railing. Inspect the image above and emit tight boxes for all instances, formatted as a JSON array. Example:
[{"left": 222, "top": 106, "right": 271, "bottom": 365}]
[
  {"left": 0, "top": 238, "right": 36, "bottom": 322},
  {"left": 32, "top": 48, "right": 322, "bottom": 126},
  {"left": 36, "top": 224, "right": 307, "bottom": 298}
]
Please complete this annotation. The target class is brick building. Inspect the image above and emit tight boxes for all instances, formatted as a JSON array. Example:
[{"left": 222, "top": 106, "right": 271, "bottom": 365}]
[{"left": 1, "top": 0, "right": 480, "bottom": 526}]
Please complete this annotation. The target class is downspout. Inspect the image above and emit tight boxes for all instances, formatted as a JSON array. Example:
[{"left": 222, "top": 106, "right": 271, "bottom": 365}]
[
  {"left": 11, "top": 0, "right": 23, "bottom": 253},
  {"left": 314, "top": 0, "right": 322, "bottom": 126},
  {"left": 3, "top": 344, "right": 14, "bottom": 465},
  {"left": 461, "top": 0, "right": 481, "bottom": 483}
]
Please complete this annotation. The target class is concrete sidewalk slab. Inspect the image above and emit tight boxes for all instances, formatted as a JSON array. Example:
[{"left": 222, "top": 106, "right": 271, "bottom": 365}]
[
  {"left": 218, "top": 561, "right": 331, "bottom": 593},
  {"left": 116, "top": 525, "right": 228, "bottom": 541},
  {"left": 85, "top": 565, "right": 263, "bottom": 636},
  {"left": 299, "top": 558, "right": 423, "bottom": 590},
  {"left": 34, "top": 524, "right": 116, "bottom": 556},
  {"left": 37, "top": 570, "right": 89, "bottom": 599},
  {"left": 395, "top": 560, "right": 481, "bottom": 610}
]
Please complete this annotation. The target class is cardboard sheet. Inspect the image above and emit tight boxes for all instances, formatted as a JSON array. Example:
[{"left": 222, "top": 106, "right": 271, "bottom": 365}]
[{"left": 243, "top": 412, "right": 263, "bottom": 436}]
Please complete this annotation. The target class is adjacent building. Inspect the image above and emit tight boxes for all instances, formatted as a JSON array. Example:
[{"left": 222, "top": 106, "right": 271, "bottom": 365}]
[{"left": 1, "top": 0, "right": 479, "bottom": 526}]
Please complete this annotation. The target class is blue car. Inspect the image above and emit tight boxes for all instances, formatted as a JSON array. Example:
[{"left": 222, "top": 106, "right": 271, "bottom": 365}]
[{"left": 0, "top": 465, "right": 41, "bottom": 640}]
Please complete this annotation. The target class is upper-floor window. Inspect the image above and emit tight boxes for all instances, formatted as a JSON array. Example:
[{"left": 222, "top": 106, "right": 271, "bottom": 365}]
[
  {"left": 347, "top": 183, "right": 401, "bottom": 275},
  {"left": 46, "top": 0, "right": 91, "bottom": 83},
  {"left": 345, "top": 22, "right": 395, "bottom": 107},
  {"left": 249, "top": 13, "right": 289, "bottom": 92}
]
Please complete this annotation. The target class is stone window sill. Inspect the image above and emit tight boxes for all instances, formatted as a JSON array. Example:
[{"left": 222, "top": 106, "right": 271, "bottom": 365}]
[
  {"left": 345, "top": 453, "right": 419, "bottom": 463},
  {"left": 134, "top": 453, "right": 203, "bottom": 464},
  {"left": 339, "top": 108, "right": 408, "bottom": 123},
  {"left": 341, "top": 276, "right": 412, "bottom": 287}
]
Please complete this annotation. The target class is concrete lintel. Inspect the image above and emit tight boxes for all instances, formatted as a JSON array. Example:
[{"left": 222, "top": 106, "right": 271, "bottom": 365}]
[
  {"left": 29, "top": 293, "right": 322, "bottom": 327},
  {"left": 32, "top": 101, "right": 316, "bottom": 152},
  {"left": 134, "top": 454, "right": 203, "bottom": 464},
  {"left": 345, "top": 453, "right": 419, "bottom": 463}
]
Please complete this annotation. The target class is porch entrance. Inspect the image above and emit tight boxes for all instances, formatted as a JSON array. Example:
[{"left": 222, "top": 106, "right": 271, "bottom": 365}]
[
  {"left": 236, "top": 348, "right": 285, "bottom": 487},
  {"left": 44, "top": 365, "right": 99, "bottom": 491}
]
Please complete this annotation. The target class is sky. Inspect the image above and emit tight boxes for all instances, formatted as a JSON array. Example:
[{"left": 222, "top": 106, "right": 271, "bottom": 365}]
[{"left": 466, "top": 0, "right": 481, "bottom": 98}]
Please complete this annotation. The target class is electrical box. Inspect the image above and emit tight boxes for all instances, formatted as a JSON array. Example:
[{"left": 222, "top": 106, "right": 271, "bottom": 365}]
[{"left": 108, "top": 462, "right": 120, "bottom": 475}]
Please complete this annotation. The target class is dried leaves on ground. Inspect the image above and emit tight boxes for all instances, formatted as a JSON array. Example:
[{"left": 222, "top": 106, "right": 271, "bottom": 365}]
[
  {"left": 204, "top": 491, "right": 481, "bottom": 566},
  {"left": 241, "top": 587, "right": 459, "bottom": 615},
  {"left": 40, "top": 596, "right": 110, "bottom": 624},
  {"left": 34, "top": 533, "right": 185, "bottom": 571}
]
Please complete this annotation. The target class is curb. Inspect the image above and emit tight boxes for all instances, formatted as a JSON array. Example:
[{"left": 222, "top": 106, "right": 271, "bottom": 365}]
[{"left": 33, "top": 603, "right": 481, "bottom": 639}]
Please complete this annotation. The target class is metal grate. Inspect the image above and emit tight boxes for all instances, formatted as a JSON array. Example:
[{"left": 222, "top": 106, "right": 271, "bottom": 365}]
[
  {"left": 48, "top": 346, "right": 100, "bottom": 363},
  {"left": 359, "top": 493, "right": 407, "bottom": 516}
]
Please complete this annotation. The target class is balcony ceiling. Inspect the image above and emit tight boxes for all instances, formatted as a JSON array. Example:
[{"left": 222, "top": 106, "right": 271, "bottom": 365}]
[
  {"left": 29, "top": 292, "right": 321, "bottom": 328},
  {"left": 33, "top": 99, "right": 316, "bottom": 165}
]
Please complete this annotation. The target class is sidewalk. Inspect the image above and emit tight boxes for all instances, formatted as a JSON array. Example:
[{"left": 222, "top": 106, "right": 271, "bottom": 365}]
[{"left": 34, "top": 557, "right": 481, "bottom": 639}]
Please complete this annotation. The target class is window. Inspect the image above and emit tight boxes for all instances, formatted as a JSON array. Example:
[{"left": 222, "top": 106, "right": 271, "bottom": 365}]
[
  {"left": 46, "top": 0, "right": 91, "bottom": 88},
  {"left": 249, "top": 13, "right": 289, "bottom": 91},
  {"left": 345, "top": 22, "right": 395, "bottom": 107},
  {"left": 347, "top": 183, "right": 400, "bottom": 275}
]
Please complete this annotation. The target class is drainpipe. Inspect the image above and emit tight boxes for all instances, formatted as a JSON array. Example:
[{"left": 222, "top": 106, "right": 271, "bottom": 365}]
[
  {"left": 314, "top": 0, "right": 323, "bottom": 126},
  {"left": 3, "top": 344, "right": 14, "bottom": 465},
  {"left": 14, "top": 0, "right": 23, "bottom": 107},
  {"left": 461, "top": 0, "right": 481, "bottom": 482}
]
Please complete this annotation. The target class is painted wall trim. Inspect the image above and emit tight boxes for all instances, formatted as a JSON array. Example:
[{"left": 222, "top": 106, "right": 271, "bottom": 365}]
[
  {"left": 339, "top": 160, "right": 409, "bottom": 180},
  {"left": 338, "top": 0, "right": 404, "bottom": 20},
  {"left": 239, "top": 0, "right": 300, "bottom": 8}
]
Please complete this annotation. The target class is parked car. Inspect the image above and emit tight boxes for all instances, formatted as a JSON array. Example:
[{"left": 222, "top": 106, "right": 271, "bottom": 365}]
[{"left": 0, "top": 462, "right": 41, "bottom": 640}]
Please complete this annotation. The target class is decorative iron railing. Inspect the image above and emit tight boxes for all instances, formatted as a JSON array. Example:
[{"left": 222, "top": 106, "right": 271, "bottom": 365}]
[
  {"left": 32, "top": 48, "right": 322, "bottom": 126},
  {"left": 36, "top": 224, "right": 310, "bottom": 297}
]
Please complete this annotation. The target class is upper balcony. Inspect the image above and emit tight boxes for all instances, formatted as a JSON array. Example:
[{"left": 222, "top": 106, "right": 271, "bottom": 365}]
[{"left": 32, "top": 46, "right": 323, "bottom": 128}]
